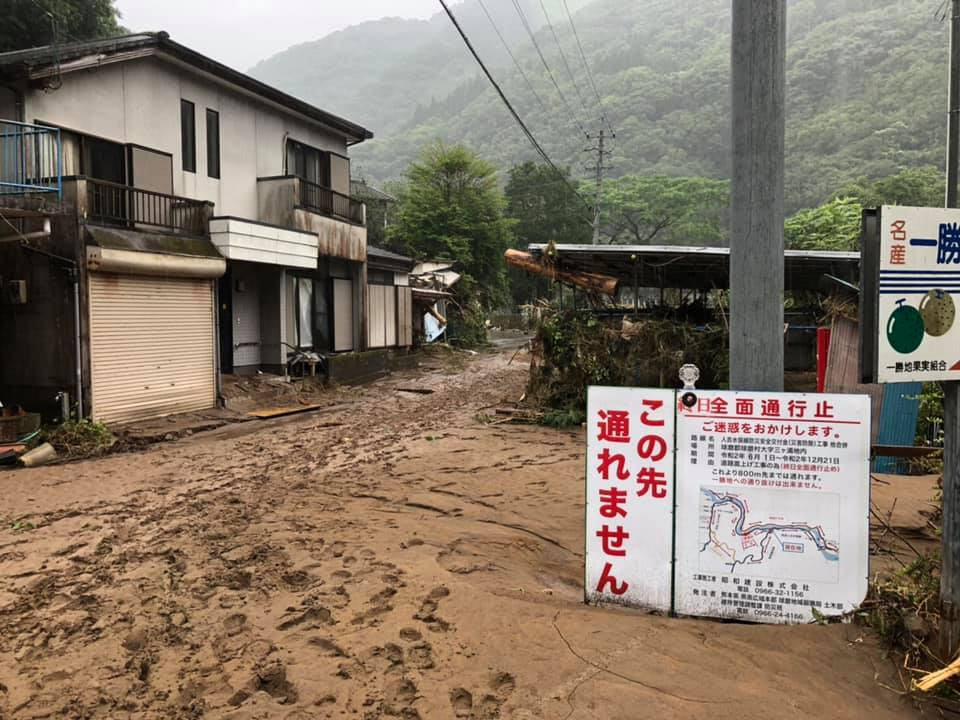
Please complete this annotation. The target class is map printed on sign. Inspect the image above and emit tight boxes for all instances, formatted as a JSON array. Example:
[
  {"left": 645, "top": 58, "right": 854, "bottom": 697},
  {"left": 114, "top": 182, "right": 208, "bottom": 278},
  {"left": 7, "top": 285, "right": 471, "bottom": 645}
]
[
  {"left": 876, "top": 205, "right": 960, "bottom": 382},
  {"left": 584, "top": 387, "right": 674, "bottom": 611},
  {"left": 673, "top": 391, "right": 870, "bottom": 624}
]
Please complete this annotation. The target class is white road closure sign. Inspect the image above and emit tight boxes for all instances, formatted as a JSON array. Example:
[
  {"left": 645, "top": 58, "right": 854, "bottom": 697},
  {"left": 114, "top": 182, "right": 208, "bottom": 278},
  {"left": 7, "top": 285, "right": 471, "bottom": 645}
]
[
  {"left": 876, "top": 205, "right": 960, "bottom": 382},
  {"left": 673, "top": 391, "right": 870, "bottom": 623},
  {"left": 585, "top": 386, "right": 675, "bottom": 611}
]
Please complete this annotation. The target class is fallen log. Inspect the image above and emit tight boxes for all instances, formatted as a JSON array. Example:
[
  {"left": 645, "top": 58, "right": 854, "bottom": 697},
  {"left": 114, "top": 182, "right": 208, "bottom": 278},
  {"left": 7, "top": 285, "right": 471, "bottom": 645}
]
[{"left": 504, "top": 249, "right": 619, "bottom": 296}]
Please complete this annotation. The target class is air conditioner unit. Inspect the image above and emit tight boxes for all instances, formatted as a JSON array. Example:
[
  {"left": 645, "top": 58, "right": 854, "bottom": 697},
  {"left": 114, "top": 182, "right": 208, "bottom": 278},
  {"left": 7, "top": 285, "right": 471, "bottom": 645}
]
[{"left": 5, "top": 280, "right": 27, "bottom": 305}]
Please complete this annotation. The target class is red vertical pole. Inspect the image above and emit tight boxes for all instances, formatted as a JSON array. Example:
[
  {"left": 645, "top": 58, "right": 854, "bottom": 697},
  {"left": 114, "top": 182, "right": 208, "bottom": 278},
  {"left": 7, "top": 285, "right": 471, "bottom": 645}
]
[{"left": 816, "top": 327, "right": 831, "bottom": 392}]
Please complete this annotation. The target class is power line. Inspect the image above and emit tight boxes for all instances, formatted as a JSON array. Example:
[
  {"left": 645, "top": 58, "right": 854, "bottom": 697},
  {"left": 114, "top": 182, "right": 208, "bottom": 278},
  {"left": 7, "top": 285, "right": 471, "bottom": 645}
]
[
  {"left": 538, "top": 0, "right": 592, "bottom": 119},
  {"left": 509, "top": 0, "right": 589, "bottom": 138},
  {"left": 562, "top": 0, "right": 615, "bottom": 137},
  {"left": 477, "top": 0, "right": 552, "bottom": 121},
  {"left": 437, "top": 0, "right": 593, "bottom": 223}
]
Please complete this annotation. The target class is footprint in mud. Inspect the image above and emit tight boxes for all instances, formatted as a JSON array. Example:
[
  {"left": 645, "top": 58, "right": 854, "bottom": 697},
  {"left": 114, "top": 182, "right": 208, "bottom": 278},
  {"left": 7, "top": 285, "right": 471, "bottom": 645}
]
[
  {"left": 406, "top": 642, "right": 434, "bottom": 670},
  {"left": 382, "top": 677, "right": 419, "bottom": 717},
  {"left": 399, "top": 627, "right": 422, "bottom": 642},
  {"left": 223, "top": 613, "right": 247, "bottom": 637},
  {"left": 450, "top": 687, "right": 473, "bottom": 717},
  {"left": 323, "top": 541, "right": 346, "bottom": 559},
  {"left": 448, "top": 672, "right": 516, "bottom": 719},
  {"left": 228, "top": 659, "right": 298, "bottom": 706},
  {"left": 310, "top": 637, "right": 347, "bottom": 657},
  {"left": 276, "top": 606, "right": 333, "bottom": 631},
  {"left": 413, "top": 586, "right": 451, "bottom": 632}
]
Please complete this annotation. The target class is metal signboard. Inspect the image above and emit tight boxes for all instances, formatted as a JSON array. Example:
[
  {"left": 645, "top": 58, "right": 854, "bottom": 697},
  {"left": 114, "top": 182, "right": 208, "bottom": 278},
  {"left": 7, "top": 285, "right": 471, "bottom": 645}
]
[
  {"left": 585, "top": 386, "right": 675, "bottom": 611},
  {"left": 673, "top": 391, "right": 870, "bottom": 623},
  {"left": 872, "top": 206, "right": 960, "bottom": 383}
]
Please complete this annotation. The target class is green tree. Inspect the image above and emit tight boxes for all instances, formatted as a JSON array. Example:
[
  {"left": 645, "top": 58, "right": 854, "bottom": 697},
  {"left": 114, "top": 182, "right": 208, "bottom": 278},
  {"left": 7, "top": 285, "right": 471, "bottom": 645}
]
[
  {"left": 784, "top": 196, "right": 862, "bottom": 251},
  {"left": 389, "top": 142, "right": 514, "bottom": 310},
  {"left": 504, "top": 162, "right": 591, "bottom": 306},
  {"left": 1, "top": 0, "right": 123, "bottom": 53},
  {"left": 600, "top": 175, "right": 729, "bottom": 246},
  {"left": 785, "top": 167, "right": 945, "bottom": 251},
  {"left": 839, "top": 166, "right": 944, "bottom": 209}
]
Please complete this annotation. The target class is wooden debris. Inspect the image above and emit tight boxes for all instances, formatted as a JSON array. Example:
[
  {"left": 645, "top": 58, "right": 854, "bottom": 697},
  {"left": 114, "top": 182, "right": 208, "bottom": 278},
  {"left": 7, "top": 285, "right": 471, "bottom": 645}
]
[
  {"left": 915, "top": 656, "right": 960, "bottom": 692},
  {"left": 504, "top": 249, "right": 619, "bottom": 296},
  {"left": 247, "top": 404, "right": 324, "bottom": 419}
]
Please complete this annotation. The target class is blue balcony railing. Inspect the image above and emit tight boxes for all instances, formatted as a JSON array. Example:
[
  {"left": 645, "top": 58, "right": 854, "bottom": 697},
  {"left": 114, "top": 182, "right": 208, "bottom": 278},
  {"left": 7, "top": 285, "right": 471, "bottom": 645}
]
[{"left": 0, "top": 120, "right": 62, "bottom": 199}]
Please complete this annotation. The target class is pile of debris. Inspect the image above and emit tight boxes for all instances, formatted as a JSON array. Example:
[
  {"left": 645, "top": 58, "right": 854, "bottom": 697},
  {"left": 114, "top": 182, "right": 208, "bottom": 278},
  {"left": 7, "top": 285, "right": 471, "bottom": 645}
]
[
  {"left": 0, "top": 404, "right": 47, "bottom": 467},
  {"left": 525, "top": 304, "right": 728, "bottom": 422}
]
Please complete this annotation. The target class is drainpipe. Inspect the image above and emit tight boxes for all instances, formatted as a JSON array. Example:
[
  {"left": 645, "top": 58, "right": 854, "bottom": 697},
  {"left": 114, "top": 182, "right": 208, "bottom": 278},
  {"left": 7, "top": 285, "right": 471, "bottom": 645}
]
[
  {"left": 72, "top": 267, "right": 83, "bottom": 419},
  {"left": 214, "top": 279, "right": 224, "bottom": 407}
]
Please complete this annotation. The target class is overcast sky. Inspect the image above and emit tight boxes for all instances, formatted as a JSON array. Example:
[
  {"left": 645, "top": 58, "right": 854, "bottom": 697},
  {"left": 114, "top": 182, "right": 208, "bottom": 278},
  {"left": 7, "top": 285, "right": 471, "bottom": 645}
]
[{"left": 113, "top": 0, "right": 452, "bottom": 71}]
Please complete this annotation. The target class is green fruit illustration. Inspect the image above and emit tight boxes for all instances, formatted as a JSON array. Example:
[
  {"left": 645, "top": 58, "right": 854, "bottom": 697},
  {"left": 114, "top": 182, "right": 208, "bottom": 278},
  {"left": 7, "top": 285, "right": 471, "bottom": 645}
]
[
  {"left": 919, "top": 289, "right": 956, "bottom": 337},
  {"left": 886, "top": 299, "right": 925, "bottom": 354}
]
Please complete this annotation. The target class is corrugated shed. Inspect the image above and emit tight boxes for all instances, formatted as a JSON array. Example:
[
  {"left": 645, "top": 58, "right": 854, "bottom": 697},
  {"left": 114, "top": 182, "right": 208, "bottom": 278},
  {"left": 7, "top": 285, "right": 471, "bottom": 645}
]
[{"left": 873, "top": 382, "right": 923, "bottom": 473}]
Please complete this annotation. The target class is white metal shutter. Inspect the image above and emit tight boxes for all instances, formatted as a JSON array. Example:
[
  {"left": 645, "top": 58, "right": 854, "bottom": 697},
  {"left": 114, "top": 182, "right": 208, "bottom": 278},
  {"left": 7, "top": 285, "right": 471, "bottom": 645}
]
[{"left": 89, "top": 273, "right": 216, "bottom": 424}]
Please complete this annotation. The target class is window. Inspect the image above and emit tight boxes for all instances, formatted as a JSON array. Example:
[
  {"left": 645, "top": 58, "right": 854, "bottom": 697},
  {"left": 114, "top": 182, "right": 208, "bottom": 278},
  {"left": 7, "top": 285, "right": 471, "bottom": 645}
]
[
  {"left": 285, "top": 139, "right": 329, "bottom": 186},
  {"left": 180, "top": 99, "right": 196, "bottom": 173},
  {"left": 206, "top": 109, "right": 220, "bottom": 179}
]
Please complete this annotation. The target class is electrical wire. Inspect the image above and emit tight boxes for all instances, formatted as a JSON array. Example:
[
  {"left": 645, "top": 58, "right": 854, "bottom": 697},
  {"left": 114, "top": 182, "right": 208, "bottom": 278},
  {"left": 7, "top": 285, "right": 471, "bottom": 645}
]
[
  {"left": 562, "top": 0, "right": 615, "bottom": 136},
  {"left": 538, "top": 0, "right": 592, "bottom": 120},
  {"left": 437, "top": 0, "right": 593, "bottom": 223},
  {"left": 477, "top": 0, "right": 552, "bottom": 120},
  {"left": 509, "top": 0, "right": 589, "bottom": 138}
]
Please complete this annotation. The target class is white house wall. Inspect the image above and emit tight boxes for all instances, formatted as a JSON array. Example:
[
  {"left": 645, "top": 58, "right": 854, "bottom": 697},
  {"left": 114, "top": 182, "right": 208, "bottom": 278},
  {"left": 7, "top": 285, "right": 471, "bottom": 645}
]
[{"left": 23, "top": 56, "right": 353, "bottom": 219}]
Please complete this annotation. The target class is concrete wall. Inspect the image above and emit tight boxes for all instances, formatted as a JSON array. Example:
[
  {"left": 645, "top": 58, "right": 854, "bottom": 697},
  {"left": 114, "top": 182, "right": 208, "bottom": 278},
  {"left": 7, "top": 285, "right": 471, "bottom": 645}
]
[{"left": 23, "top": 56, "right": 352, "bottom": 219}]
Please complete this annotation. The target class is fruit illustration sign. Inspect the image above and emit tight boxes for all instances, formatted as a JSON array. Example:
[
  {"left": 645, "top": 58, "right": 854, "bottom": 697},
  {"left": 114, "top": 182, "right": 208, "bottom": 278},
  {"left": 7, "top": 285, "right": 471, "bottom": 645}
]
[{"left": 876, "top": 206, "right": 960, "bottom": 383}]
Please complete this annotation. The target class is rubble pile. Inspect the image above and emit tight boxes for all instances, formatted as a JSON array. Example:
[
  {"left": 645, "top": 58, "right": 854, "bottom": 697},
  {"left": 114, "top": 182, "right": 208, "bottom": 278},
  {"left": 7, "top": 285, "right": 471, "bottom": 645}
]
[{"left": 526, "top": 305, "right": 728, "bottom": 421}]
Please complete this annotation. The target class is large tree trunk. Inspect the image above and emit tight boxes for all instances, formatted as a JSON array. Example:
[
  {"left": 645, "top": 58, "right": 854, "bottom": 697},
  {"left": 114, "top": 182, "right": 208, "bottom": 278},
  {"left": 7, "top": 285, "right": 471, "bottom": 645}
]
[{"left": 504, "top": 249, "right": 619, "bottom": 296}]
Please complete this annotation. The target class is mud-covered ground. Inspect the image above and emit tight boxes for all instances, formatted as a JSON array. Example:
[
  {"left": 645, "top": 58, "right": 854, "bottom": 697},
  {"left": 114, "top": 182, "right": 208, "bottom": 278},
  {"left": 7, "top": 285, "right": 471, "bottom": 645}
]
[{"left": 0, "top": 350, "right": 924, "bottom": 719}]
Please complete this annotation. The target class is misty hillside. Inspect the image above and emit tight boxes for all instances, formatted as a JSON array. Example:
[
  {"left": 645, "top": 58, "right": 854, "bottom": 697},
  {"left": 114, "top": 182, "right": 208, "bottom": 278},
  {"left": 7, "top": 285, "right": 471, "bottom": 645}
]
[
  {"left": 255, "top": 0, "right": 948, "bottom": 212},
  {"left": 248, "top": 0, "right": 595, "bottom": 138}
]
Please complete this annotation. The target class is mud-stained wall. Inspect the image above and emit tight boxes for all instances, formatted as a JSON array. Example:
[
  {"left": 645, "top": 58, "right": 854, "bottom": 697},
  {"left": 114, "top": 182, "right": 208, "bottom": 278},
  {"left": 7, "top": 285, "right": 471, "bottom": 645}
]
[{"left": 293, "top": 208, "right": 366, "bottom": 263}]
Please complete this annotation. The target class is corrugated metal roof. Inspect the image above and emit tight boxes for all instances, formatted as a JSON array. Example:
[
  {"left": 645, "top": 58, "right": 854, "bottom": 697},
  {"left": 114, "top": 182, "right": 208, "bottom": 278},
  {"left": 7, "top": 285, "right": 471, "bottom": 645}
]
[{"left": 527, "top": 243, "right": 860, "bottom": 292}]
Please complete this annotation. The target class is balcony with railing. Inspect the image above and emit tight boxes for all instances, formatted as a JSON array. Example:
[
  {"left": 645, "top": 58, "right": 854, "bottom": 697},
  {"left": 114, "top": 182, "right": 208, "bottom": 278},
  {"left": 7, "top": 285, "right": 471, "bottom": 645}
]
[
  {"left": 0, "top": 119, "right": 61, "bottom": 199},
  {"left": 299, "top": 178, "right": 365, "bottom": 225},
  {"left": 82, "top": 178, "right": 212, "bottom": 236},
  {"left": 257, "top": 175, "right": 367, "bottom": 263}
]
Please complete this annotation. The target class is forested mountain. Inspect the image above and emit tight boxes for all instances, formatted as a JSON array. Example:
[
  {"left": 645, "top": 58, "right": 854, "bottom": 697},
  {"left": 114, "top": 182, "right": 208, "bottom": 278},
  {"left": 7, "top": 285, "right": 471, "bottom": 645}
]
[
  {"left": 248, "top": 0, "right": 594, "bottom": 139},
  {"left": 255, "top": 0, "right": 948, "bottom": 213}
]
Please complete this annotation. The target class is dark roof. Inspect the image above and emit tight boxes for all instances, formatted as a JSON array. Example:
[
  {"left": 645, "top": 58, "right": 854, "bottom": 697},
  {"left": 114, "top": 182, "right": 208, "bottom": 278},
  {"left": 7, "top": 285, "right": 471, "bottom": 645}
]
[
  {"left": 0, "top": 32, "right": 373, "bottom": 142},
  {"left": 527, "top": 244, "right": 860, "bottom": 293},
  {"left": 351, "top": 180, "right": 396, "bottom": 203},
  {"left": 367, "top": 245, "right": 414, "bottom": 271}
]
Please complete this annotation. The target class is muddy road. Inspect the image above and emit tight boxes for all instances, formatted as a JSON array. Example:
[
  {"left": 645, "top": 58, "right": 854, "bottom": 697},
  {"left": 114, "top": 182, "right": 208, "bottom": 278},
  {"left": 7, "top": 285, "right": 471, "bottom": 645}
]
[{"left": 0, "top": 350, "right": 919, "bottom": 719}]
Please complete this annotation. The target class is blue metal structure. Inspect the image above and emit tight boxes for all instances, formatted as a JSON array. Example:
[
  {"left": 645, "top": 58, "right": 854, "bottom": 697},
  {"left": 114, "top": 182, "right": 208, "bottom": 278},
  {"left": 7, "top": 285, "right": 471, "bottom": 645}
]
[
  {"left": 0, "top": 119, "right": 62, "bottom": 199},
  {"left": 873, "top": 382, "right": 923, "bottom": 473}
]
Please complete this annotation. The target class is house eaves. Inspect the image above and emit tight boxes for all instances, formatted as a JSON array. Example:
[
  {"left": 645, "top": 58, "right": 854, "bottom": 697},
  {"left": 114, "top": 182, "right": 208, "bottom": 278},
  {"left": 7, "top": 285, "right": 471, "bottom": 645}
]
[{"left": 0, "top": 32, "right": 374, "bottom": 144}]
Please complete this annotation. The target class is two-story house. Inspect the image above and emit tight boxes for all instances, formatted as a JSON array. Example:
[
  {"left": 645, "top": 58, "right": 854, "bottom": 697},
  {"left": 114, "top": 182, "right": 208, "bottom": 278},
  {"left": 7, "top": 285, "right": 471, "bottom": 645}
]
[{"left": 0, "top": 32, "right": 413, "bottom": 424}]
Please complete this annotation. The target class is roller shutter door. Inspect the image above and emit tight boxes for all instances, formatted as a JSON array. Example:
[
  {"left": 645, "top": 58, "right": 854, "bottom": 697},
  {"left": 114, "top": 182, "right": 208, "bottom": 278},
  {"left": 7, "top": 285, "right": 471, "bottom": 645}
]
[{"left": 89, "top": 273, "right": 216, "bottom": 424}]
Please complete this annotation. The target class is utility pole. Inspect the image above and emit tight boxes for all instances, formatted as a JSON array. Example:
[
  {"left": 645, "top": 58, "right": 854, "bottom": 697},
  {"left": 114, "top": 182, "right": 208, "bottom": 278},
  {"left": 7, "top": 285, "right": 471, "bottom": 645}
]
[
  {"left": 585, "top": 129, "right": 609, "bottom": 245},
  {"left": 940, "top": 0, "right": 960, "bottom": 663},
  {"left": 729, "top": 0, "right": 786, "bottom": 391}
]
